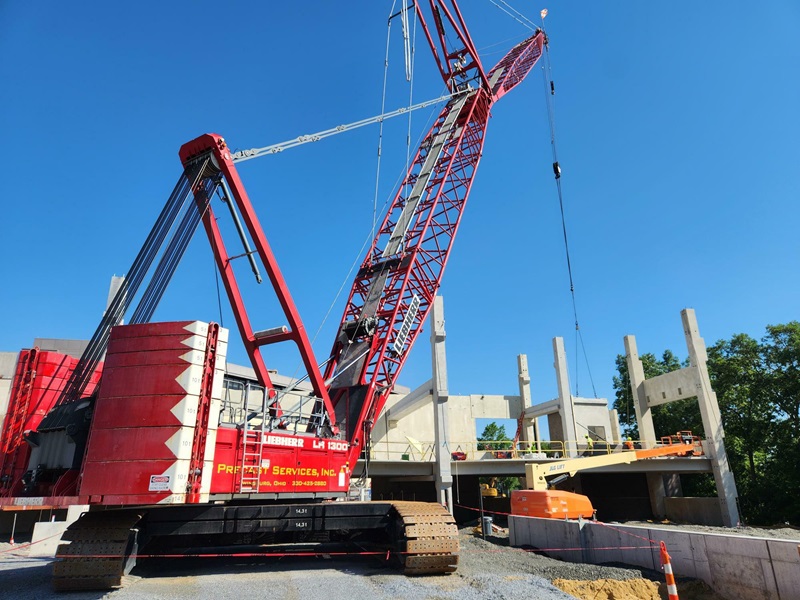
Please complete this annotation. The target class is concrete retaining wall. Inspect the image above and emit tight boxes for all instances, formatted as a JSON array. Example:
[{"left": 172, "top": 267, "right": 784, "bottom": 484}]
[
  {"left": 665, "top": 496, "right": 724, "bottom": 526},
  {"left": 510, "top": 515, "right": 800, "bottom": 600}
]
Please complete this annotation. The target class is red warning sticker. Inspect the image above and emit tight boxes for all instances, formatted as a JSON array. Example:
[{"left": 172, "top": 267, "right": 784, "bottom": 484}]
[{"left": 149, "top": 475, "right": 171, "bottom": 491}]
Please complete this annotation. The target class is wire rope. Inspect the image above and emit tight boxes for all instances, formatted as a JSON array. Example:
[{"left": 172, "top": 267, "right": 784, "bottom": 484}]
[
  {"left": 538, "top": 22, "right": 598, "bottom": 398},
  {"left": 371, "top": 2, "right": 396, "bottom": 245},
  {"left": 404, "top": 7, "right": 418, "bottom": 184},
  {"left": 487, "top": 0, "right": 536, "bottom": 31}
]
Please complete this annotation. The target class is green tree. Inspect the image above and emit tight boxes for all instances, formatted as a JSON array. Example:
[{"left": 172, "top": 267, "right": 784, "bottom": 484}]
[
  {"left": 611, "top": 322, "right": 800, "bottom": 525},
  {"left": 477, "top": 422, "right": 511, "bottom": 451},
  {"left": 612, "top": 350, "right": 697, "bottom": 439},
  {"left": 756, "top": 322, "right": 800, "bottom": 523},
  {"left": 708, "top": 332, "right": 770, "bottom": 520},
  {"left": 477, "top": 422, "right": 520, "bottom": 495}
]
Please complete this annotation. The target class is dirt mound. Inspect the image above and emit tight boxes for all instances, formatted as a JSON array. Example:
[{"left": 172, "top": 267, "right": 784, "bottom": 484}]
[
  {"left": 553, "top": 578, "right": 725, "bottom": 600},
  {"left": 554, "top": 578, "right": 661, "bottom": 600}
]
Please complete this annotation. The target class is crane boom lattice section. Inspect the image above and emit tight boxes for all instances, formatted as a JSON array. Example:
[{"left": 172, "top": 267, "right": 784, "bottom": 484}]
[
  {"left": 323, "top": 30, "right": 546, "bottom": 456},
  {"left": 326, "top": 89, "right": 489, "bottom": 443}
]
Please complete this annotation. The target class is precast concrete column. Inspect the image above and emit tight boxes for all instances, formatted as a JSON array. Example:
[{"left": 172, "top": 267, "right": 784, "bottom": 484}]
[
  {"left": 430, "top": 295, "right": 453, "bottom": 513},
  {"left": 609, "top": 408, "right": 622, "bottom": 444},
  {"left": 624, "top": 335, "right": 667, "bottom": 517},
  {"left": 516, "top": 354, "right": 539, "bottom": 453},
  {"left": 682, "top": 309, "right": 740, "bottom": 526},
  {"left": 623, "top": 335, "right": 658, "bottom": 447},
  {"left": 553, "top": 337, "right": 578, "bottom": 457}
]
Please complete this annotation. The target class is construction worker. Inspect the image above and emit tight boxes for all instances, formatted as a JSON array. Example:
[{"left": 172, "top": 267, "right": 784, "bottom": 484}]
[
  {"left": 623, "top": 436, "right": 634, "bottom": 451},
  {"left": 583, "top": 434, "right": 594, "bottom": 456}
]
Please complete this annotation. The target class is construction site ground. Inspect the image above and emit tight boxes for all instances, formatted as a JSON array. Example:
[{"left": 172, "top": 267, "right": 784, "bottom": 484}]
[{"left": 0, "top": 523, "right": 752, "bottom": 600}]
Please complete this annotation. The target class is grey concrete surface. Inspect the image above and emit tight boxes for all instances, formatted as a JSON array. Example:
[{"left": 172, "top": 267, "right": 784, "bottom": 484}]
[{"left": 510, "top": 514, "right": 800, "bottom": 600}]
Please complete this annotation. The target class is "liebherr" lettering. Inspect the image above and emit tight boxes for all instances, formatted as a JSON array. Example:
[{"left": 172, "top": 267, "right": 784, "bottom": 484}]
[{"left": 265, "top": 435, "right": 304, "bottom": 448}]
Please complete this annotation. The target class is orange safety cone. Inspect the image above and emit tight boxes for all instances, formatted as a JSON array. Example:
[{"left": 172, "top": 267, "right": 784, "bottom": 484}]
[{"left": 660, "top": 541, "right": 679, "bottom": 600}]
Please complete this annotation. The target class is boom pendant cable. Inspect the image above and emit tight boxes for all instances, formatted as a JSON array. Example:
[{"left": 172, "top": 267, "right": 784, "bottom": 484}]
[
  {"left": 538, "top": 19, "right": 598, "bottom": 399},
  {"left": 289, "top": 3, "right": 422, "bottom": 384},
  {"left": 404, "top": 7, "right": 418, "bottom": 180},
  {"left": 487, "top": 0, "right": 537, "bottom": 31},
  {"left": 371, "top": 2, "right": 396, "bottom": 243}
]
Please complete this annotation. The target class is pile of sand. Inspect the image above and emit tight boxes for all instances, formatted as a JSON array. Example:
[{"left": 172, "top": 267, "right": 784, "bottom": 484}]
[
  {"left": 553, "top": 578, "right": 662, "bottom": 600},
  {"left": 553, "top": 578, "right": 725, "bottom": 600}
]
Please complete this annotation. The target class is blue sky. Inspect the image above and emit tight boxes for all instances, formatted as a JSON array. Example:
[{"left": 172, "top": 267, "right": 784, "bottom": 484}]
[{"left": 2, "top": 2, "right": 799, "bottom": 434}]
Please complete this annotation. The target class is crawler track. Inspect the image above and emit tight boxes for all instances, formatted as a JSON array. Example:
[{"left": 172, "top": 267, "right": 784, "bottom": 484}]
[
  {"left": 52, "top": 510, "right": 142, "bottom": 591},
  {"left": 50, "top": 501, "right": 458, "bottom": 590},
  {"left": 392, "top": 501, "right": 459, "bottom": 574}
]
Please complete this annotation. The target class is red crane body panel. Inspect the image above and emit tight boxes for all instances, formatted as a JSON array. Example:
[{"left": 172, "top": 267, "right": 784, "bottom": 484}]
[
  {"left": 0, "top": 350, "right": 101, "bottom": 498},
  {"left": 210, "top": 428, "right": 349, "bottom": 495}
]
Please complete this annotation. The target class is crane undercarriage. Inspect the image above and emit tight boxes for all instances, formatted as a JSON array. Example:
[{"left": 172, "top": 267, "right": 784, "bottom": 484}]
[{"left": 53, "top": 501, "right": 458, "bottom": 590}]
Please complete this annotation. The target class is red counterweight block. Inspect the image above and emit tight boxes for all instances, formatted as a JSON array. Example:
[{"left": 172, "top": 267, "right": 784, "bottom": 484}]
[
  {"left": 0, "top": 350, "right": 102, "bottom": 497},
  {"left": 80, "top": 321, "right": 228, "bottom": 505}
]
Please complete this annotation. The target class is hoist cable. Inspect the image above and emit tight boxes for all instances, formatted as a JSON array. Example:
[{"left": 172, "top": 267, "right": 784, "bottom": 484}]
[
  {"left": 487, "top": 0, "right": 536, "bottom": 31},
  {"left": 371, "top": 3, "right": 395, "bottom": 244},
  {"left": 539, "top": 27, "right": 598, "bottom": 399},
  {"left": 405, "top": 7, "right": 418, "bottom": 178}
]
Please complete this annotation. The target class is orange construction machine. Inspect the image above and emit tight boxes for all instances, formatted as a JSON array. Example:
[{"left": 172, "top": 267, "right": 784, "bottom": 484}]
[{"left": 511, "top": 433, "right": 703, "bottom": 519}]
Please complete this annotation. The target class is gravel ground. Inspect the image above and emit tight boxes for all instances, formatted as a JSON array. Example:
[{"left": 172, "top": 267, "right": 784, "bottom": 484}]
[
  {"left": 459, "top": 527, "right": 661, "bottom": 583},
  {"left": 0, "top": 524, "right": 730, "bottom": 600},
  {"left": 1, "top": 529, "right": 580, "bottom": 600}
]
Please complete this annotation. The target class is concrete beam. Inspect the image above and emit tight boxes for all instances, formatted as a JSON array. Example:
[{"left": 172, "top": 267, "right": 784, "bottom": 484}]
[
  {"left": 526, "top": 398, "right": 560, "bottom": 419},
  {"left": 386, "top": 378, "right": 433, "bottom": 424},
  {"left": 356, "top": 457, "right": 713, "bottom": 478}
]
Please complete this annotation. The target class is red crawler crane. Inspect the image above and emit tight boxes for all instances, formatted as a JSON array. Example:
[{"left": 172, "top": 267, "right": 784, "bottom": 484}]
[{"left": 0, "top": 2, "right": 546, "bottom": 591}]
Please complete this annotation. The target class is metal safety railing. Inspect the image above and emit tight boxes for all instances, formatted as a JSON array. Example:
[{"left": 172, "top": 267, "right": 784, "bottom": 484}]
[
  {"left": 366, "top": 437, "right": 703, "bottom": 462},
  {"left": 220, "top": 379, "right": 329, "bottom": 435}
]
